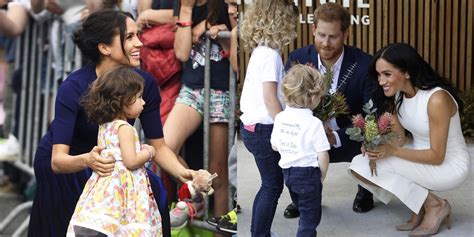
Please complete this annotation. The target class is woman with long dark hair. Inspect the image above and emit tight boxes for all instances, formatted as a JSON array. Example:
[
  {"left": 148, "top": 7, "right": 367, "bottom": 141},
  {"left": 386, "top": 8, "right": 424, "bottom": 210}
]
[
  {"left": 349, "top": 43, "right": 470, "bottom": 236},
  {"left": 28, "top": 10, "right": 195, "bottom": 237}
]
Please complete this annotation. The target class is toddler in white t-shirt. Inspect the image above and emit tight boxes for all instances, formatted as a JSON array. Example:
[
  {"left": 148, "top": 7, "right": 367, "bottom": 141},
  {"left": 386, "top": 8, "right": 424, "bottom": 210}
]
[{"left": 271, "top": 64, "right": 330, "bottom": 236}]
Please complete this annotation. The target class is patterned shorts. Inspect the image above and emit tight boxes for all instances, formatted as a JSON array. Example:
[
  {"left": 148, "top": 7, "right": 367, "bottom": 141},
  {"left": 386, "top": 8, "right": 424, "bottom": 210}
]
[{"left": 176, "top": 85, "right": 230, "bottom": 123}]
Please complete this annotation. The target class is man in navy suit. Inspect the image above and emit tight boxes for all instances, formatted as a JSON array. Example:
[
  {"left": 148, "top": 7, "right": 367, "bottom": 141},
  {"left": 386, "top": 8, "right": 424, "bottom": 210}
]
[{"left": 283, "top": 2, "right": 375, "bottom": 218}]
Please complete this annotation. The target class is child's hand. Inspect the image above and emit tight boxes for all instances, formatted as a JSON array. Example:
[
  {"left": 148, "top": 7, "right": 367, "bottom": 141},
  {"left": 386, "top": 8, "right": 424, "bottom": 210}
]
[
  {"left": 141, "top": 144, "right": 156, "bottom": 160},
  {"left": 136, "top": 9, "right": 152, "bottom": 32},
  {"left": 208, "top": 24, "right": 229, "bottom": 39}
]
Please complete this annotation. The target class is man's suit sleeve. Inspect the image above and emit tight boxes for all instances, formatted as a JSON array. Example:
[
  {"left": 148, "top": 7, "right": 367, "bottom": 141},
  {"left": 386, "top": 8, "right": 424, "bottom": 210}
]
[
  {"left": 285, "top": 52, "right": 294, "bottom": 72},
  {"left": 329, "top": 53, "right": 374, "bottom": 162}
]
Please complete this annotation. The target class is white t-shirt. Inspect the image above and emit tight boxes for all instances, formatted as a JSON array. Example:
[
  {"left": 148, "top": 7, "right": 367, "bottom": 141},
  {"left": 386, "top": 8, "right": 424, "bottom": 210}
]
[
  {"left": 240, "top": 45, "right": 285, "bottom": 125},
  {"left": 271, "top": 106, "right": 330, "bottom": 169}
]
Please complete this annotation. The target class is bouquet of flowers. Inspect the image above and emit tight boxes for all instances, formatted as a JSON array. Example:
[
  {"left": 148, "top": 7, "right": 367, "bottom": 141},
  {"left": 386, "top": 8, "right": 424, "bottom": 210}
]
[
  {"left": 345, "top": 99, "right": 397, "bottom": 176},
  {"left": 311, "top": 66, "right": 348, "bottom": 122}
]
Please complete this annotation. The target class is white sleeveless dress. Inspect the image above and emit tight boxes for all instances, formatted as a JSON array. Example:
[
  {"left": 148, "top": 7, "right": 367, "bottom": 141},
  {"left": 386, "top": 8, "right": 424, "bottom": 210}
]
[{"left": 349, "top": 87, "right": 471, "bottom": 213}]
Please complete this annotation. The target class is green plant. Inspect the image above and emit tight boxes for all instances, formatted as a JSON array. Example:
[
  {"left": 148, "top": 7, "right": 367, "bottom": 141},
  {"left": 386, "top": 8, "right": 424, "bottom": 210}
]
[
  {"left": 461, "top": 91, "right": 474, "bottom": 138},
  {"left": 311, "top": 65, "right": 349, "bottom": 122}
]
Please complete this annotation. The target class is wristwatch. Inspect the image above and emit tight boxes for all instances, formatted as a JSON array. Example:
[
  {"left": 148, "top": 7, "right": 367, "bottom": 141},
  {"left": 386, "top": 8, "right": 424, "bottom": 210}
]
[{"left": 176, "top": 21, "right": 193, "bottom": 27}]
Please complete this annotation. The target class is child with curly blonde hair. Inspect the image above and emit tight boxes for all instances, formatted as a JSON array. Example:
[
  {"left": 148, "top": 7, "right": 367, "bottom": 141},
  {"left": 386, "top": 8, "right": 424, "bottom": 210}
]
[
  {"left": 271, "top": 64, "right": 330, "bottom": 236},
  {"left": 239, "top": 0, "right": 298, "bottom": 236}
]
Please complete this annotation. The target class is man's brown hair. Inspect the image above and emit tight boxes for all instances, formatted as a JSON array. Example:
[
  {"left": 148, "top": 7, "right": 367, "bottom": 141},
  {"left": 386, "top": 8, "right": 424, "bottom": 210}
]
[{"left": 313, "top": 2, "right": 351, "bottom": 32}]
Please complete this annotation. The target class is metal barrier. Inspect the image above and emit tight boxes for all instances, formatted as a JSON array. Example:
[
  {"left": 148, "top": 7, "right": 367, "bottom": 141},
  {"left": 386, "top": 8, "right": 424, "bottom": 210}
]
[
  {"left": 0, "top": 16, "right": 236, "bottom": 236},
  {"left": 189, "top": 30, "right": 236, "bottom": 234},
  {"left": 0, "top": 16, "right": 59, "bottom": 236}
]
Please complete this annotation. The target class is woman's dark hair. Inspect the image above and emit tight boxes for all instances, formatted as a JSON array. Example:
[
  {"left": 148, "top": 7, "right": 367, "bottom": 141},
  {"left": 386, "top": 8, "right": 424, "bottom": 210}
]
[
  {"left": 72, "top": 9, "right": 133, "bottom": 64},
  {"left": 206, "top": 0, "right": 223, "bottom": 26},
  {"left": 369, "top": 43, "right": 463, "bottom": 114},
  {"left": 81, "top": 66, "right": 144, "bottom": 125}
]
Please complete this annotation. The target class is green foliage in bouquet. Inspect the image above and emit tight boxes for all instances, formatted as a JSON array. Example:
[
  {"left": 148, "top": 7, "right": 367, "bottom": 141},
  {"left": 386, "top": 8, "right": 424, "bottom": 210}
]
[
  {"left": 345, "top": 99, "right": 398, "bottom": 176},
  {"left": 460, "top": 91, "right": 474, "bottom": 139},
  {"left": 312, "top": 67, "right": 349, "bottom": 122}
]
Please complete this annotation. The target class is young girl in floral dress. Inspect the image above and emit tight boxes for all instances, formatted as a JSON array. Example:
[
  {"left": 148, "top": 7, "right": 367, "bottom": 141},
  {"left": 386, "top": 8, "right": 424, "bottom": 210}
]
[{"left": 67, "top": 66, "right": 162, "bottom": 236}]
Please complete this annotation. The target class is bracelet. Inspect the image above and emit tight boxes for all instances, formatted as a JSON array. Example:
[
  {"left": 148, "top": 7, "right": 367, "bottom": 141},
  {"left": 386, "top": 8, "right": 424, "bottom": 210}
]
[
  {"left": 176, "top": 21, "right": 193, "bottom": 27},
  {"left": 141, "top": 145, "right": 154, "bottom": 162},
  {"left": 220, "top": 50, "right": 230, "bottom": 58}
]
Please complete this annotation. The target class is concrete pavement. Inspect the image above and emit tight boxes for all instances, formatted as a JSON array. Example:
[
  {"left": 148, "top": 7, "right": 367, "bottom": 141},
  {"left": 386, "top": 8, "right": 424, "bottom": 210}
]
[{"left": 237, "top": 140, "right": 474, "bottom": 236}]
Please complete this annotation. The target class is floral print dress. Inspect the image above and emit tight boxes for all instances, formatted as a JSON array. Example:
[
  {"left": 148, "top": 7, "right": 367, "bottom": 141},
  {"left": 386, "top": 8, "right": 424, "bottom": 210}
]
[{"left": 67, "top": 120, "right": 162, "bottom": 236}]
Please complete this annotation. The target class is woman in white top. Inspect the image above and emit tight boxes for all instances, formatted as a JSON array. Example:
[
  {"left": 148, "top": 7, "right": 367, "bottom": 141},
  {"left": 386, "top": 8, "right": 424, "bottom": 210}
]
[
  {"left": 349, "top": 43, "right": 470, "bottom": 236},
  {"left": 239, "top": 0, "right": 298, "bottom": 236}
]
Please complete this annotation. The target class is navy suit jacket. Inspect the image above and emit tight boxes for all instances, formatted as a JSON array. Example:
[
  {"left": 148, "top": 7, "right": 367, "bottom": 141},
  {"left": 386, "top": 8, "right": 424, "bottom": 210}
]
[{"left": 285, "top": 45, "right": 374, "bottom": 163}]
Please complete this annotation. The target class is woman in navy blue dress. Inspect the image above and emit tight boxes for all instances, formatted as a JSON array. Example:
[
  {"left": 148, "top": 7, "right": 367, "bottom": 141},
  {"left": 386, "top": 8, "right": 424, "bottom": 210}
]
[{"left": 27, "top": 10, "right": 195, "bottom": 237}]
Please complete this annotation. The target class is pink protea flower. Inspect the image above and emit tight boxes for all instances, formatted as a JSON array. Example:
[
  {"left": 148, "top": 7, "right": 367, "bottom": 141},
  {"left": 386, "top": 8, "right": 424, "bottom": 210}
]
[
  {"left": 378, "top": 112, "right": 392, "bottom": 134},
  {"left": 351, "top": 114, "right": 365, "bottom": 129}
]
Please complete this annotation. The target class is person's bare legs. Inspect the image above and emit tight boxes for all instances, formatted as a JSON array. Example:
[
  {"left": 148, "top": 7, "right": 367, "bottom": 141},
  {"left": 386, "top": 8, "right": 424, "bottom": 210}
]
[
  {"left": 209, "top": 123, "right": 229, "bottom": 217},
  {"left": 209, "top": 123, "right": 229, "bottom": 237},
  {"left": 163, "top": 103, "right": 202, "bottom": 156}
]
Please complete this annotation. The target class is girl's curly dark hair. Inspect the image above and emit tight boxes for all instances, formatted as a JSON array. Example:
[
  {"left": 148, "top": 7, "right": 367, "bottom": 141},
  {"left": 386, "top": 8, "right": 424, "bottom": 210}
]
[{"left": 81, "top": 66, "right": 144, "bottom": 125}]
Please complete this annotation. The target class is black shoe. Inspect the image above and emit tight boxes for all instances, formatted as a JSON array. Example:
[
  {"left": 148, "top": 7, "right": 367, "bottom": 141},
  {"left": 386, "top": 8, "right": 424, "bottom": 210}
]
[
  {"left": 216, "top": 209, "right": 238, "bottom": 234},
  {"left": 207, "top": 216, "right": 221, "bottom": 226},
  {"left": 283, "top": 203, "right": 300, "bottom": 218},
  {"left": 352, "top": 185, "right": 374, "bottom": 213}
]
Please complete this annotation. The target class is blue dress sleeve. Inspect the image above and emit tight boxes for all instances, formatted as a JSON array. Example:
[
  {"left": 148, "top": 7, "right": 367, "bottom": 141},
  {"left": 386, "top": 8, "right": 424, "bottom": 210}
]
[
  {"left": 138, "top": 69, "right": 164, "bottom": 139},
  {"left": 50, "top": 79, "right": 82, "bottom": 145}
]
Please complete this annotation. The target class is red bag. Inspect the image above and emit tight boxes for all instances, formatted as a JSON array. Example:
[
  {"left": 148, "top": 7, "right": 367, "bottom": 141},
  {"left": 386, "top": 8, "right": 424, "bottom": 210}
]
[{"left": 139, "top": 23, "right": 182, "bottom": 86}]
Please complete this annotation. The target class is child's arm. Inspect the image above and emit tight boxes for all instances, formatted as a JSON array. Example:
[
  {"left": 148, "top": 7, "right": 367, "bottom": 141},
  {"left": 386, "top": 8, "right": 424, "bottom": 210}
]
[
  {"left": 263, "top": 82, "right": 283, "bottom": 119},
  {"left": 229, "top": 26, "right": 238, "bottom": 73},
  {"left": 118, "top": 125, "right": 155, "bottom": 170},
  {"left": 318, "top": 151, "right": 330, "bottom": 182}
]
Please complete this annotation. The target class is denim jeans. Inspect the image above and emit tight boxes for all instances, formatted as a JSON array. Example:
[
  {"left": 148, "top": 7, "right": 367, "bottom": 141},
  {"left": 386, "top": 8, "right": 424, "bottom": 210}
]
[
  {"left": 283, "top": 167, "right": 322, "bottom": 237},
  {"left": 240, "top": 123, "right": 283, "bottom": 237}
]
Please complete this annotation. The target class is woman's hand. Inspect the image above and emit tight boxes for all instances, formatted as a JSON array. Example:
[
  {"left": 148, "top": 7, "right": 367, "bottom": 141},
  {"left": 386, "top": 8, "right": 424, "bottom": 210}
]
[
  {"left": 177, "top": 168, "right": 198, "bottom": 183},
  {"left": 85, "top": 146, "right": 115, "bottom": 176},
  {"left": 366, "top": 144, "right": 395, "bottom": 160}
]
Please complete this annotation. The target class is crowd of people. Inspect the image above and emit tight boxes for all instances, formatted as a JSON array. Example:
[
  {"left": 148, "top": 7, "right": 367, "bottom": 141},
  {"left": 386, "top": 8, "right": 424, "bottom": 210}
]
[{"left": 0, "top": 0, "right": 471, "bottom": 236}]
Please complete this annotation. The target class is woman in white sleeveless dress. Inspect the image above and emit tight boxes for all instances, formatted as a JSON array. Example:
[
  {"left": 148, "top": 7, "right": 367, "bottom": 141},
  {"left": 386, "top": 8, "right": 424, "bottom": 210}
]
[{"left": 349, "top": 43, "right": 470, "bottom": 236}]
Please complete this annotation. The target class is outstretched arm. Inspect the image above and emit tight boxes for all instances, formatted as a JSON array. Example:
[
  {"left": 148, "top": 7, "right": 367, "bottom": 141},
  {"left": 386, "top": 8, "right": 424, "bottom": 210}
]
[{"left": 148, "top": 138, "right": 196, "bottom": 183}]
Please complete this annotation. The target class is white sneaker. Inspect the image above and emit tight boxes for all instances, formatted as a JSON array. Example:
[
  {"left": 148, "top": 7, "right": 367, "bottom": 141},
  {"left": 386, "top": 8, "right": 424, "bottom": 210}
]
[{"left": 0, "top": 134, "right": 20, "bottom": 161}]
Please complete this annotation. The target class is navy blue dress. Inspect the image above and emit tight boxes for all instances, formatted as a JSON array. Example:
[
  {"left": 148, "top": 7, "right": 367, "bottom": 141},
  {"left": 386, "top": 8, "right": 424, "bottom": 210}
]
[{"left": 28, "top": 64, "right": 171, "bottom": 237}]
